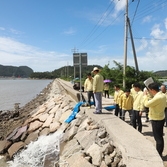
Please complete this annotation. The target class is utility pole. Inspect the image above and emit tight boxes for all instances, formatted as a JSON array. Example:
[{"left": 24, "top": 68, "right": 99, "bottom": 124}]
[
  {"left": 128, "top": 18, "right": 139, "bottom": 72},
  {"left": 123, "top": 0, "right": 128, "bottom": 88}
]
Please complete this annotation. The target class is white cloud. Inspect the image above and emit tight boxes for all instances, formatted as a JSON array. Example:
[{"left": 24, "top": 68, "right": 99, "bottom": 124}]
[
  {"left": 136, "top": 38, "right": 148, "bottom": 52},
  {"left": 63, "top": 27, "right": 76, "bottom": 35},
  {"left": 0, "top": 27, "right": 5, "bottom": 31},
  {"left": 112, "top": 0, "right": 126, "bottom": 18},
  {"left": 164, "top": 18, "right": 167, "bottom": 30},
  {"left": 0, "top": 37, "right": 72, "bottom": 72},
  {"left": 10, "top": 28, "right": 23, "bottom": 35},
  {"left": 150, "top": 24, "right": 164, "bottom": 38},
  {"left": 142, "top": 16, "right": 152, "bottom": 23}
]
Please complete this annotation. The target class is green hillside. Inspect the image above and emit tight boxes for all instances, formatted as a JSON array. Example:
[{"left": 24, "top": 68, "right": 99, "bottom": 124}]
[{"left": 0, "top": 65, "right": 33, "bottom": 78}]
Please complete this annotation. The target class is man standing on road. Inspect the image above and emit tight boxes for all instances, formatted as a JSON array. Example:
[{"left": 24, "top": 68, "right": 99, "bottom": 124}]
[
  {"left": 114, "top": 85, "right": 124, "bottom": 118},
  {"left": 119, "top": 89, "right": 133, "bottom": 123},
  {"left": 92, "top": 67, "right": 104, "bottom": 114},
  {"left": 84, "top": 73, "right": 95, "bottom": 108},
  {"left": 132, "top": 83, "right": 143, "bottom": 133},
  {"left": 144, "top": 83, "right": 166, "bottom": 157}
]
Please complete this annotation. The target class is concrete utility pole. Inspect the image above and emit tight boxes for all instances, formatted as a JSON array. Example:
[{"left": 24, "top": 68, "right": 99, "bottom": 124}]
[
  {"left": 128, "top": 18, "right": 139, "bottom": 72},
  {"left": 123, "top": 0, "right": 128, "bottom": 88}
]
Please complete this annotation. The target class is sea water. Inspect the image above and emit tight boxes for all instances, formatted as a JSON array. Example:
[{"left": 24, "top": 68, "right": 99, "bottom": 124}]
[
  {"left": 7, "top": 130, "right": 64, "bottom": 167},
  {"left": 0, "top": 79, "right": 52, "bottom": 110}
]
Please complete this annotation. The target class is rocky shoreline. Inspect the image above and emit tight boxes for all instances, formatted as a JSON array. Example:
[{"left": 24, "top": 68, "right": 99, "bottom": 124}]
[
  {"left": 0, "top": 79, "right": 124, "bottom": 166},
  {"left": 0, "top": 81, "right": 52, "bottom": 140}
]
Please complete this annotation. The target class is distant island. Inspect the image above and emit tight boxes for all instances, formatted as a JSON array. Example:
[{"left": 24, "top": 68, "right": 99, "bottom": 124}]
[
  {"left": 0, "top": 65, "right": 33, "bottom": 78},
  {"left": 0, "top": 64, "right": 167, "bottom": 79}
]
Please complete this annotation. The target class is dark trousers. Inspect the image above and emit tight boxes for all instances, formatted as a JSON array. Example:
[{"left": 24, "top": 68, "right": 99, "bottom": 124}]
[
  {"left": 104, "top": 90, "right": 109, "bottom": 98},
  {"left": 132, "top": 110, "right": 142, "bottom": 133},
  {"left": 87, "top": 91, "right": 95, "bottom": 106},
  {"left": 151, "top": 119, "right": 165, "bottom": 156},
  {"left": 164, "top": 108, "right": 167, "bottom": 126},
  {"left": 144, "top": 107, "right": 149, "bottom": 121},
  {"left": 122, "top": 109, "right": 132, "bottom": 124},
  {"left": 115, "top": 104, "right": 122, "bottom": 118}
]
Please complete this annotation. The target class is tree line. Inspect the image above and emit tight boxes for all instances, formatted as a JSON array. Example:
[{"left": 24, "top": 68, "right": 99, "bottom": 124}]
[{"left": 30, "top": 61, "right": 166, "bottom": 92}]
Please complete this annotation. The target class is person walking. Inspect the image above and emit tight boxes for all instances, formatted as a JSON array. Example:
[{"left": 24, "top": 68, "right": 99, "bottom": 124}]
[
  {"left": 104, "top": 83, "right": 109, "bottom": 98},
  {"left": 84, "top": 73, "right": 95, "bottom": 108},
  {"left": 132, "top": 83, "right": 144, "bottom": 133},
  {"left": 144, "top": 83, "right": 166, "bottom": 157},
  {"left": 119, "top": 89, "right": 133, "bottom": 124},
  {"left": 114, "top": 85, "right": 124, "bottom": 118},
  {"left": 160, "top": 84, "right": 167, "bottom": 127},
  {"left": 92, "top": 67, "right": 104, "bottom": 114}
]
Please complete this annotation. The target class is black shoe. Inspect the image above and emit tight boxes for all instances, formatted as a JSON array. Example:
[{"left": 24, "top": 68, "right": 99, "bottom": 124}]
[{"left": 93, "top": 111, "right": 101, "bottom": 114}]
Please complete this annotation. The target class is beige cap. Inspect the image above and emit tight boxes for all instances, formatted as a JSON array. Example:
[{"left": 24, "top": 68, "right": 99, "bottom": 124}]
[{"left": 92, "top": 67, "right": 99, "bottom": 72}]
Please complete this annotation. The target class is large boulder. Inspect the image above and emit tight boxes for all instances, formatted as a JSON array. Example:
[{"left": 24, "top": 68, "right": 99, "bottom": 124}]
[
  {"left": 28, "top": 121, "right": 43, "bottom": 133},
  {"left": 8, "top": 141, "right": 25, "bottom": 158},
  {"left": 24, "top": 130, "right": 39, "bottom": 145},
  {"left": 86, "top": 142, "right": 102, "bottom": 166},
  {"left": 65, "top": 152, "right": 94, "bottom": 167},
  {"left": 0, "top": 140, "right": 12, "bottom": 154}
]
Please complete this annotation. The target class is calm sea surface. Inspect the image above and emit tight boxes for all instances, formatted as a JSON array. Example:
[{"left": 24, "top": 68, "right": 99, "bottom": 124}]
[{"left": 0, "top": 79, "right": 53, "bottom": 111}]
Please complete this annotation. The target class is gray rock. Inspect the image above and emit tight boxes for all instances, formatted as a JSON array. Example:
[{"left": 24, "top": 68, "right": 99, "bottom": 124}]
[
  {"left": 28, "top": 120, "right": 43, "bottom": 133},
  {"left": 63, "top": 125, "right": 78, "bottom": 141},
  {"left": 100, "top": 161, "right": 108, "bottom": 167},
  {"left": 74, "top": 129, "right": 98, "bottom": 151},
  {"left": 0, "top": 140, "right": 12, "bottom": 154},
  {"left": 42, "top": 113, "right": 54, "bottom": 128},
  {"left": 24, "top": 130, "right": 39, "bottom": 145},
  {"left": 97, "top": 128, "right": 107, "bottom": 138},
  {"left": 49, "top": 121, "right": 61, "bottom": 133},
  {"left": 65, "top": 152, "right": 94, "bottom": 167},
  {"left": 60, "top": 138, "right": 82, "bottom": 159},
  {"left": 104, "top": 154, "right": 112, "bottom": 165},
  {"left": 39, "top": 128, "right": 50, "bottom": 136},
  {"left": 101, "top": 143, "right": 114, "bottom": 155},
  {"left": 11, "top": 125, "right": 28, "bottom": 142},
  {"left": 86, "top": 142, "right": 102, "bottom": 166},
  {"left": 8, "top": 141, "right": 25, "bottom": 158}
]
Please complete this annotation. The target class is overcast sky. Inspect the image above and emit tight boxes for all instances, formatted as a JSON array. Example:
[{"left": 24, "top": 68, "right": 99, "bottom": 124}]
[{"left": 0, "top": 0, "right": 167, "bottom": 72}]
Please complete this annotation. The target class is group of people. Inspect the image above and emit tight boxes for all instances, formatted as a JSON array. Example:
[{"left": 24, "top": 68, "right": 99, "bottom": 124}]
[
  {"left": 83, "top": 66, "right": 167, "bottom": 157},
  {"left": 114, "top": 82, "right": 167, "bottom": 157}
]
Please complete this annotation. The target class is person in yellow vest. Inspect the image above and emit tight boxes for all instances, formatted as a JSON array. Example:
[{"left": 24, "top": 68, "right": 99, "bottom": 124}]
[
  {"left": 144, "top": 83, "right": 166, "bottom": 157},
  {"left": 160, "top": 84, "right": 167, "bottom": 127},
  {"left": 114, "top": 85, "right": 124, "bottom": 118},
  {"left": 104, "top": 83, "right": 109, "bottom": 98},
  {"left": 132, "top": 83, "right": 144, "bottom": 133},
  {"left": 84, "top": 73, "right": 95, "bottom": 108},
  {"left": 92, "top": 67, "right": 104, "bottom": 114},
  {"left": 119, "top": 89, "right": 133, "bottom": 124}
]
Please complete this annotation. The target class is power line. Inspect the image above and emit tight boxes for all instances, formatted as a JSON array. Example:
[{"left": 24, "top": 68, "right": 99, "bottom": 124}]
[
  {"left": 77, "top": 0, "right": 116, "bottom": 49},
  {"left": 76, "top": 0, "right": 167, "bottom": 51},
  {"left": 131, "top": 0, "right": 140, "bottom": 26},
  {"left": 132, "top": 37, "right": 167, "bottom": 41},
  {"left": 131, "top": 0, "right": 167, "bottom": 22}
]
